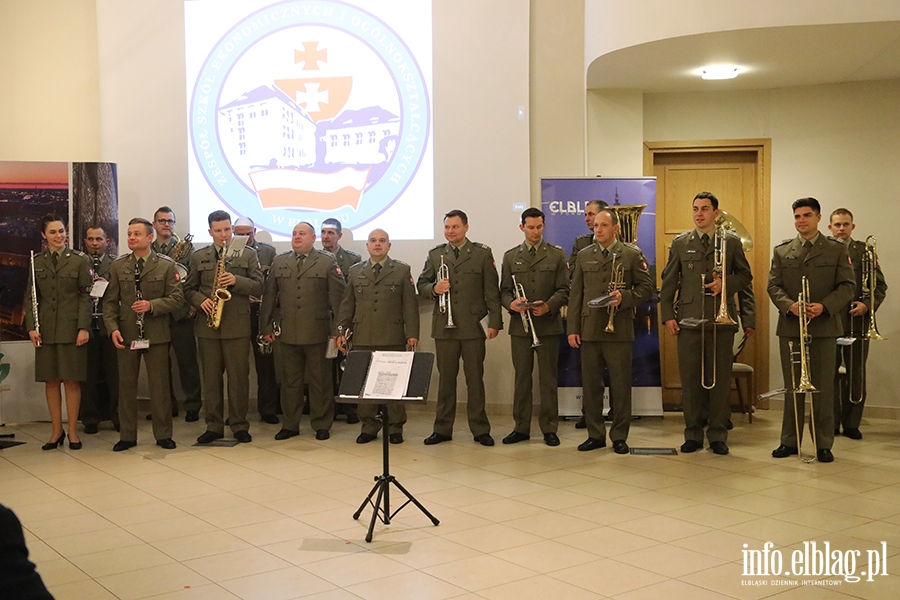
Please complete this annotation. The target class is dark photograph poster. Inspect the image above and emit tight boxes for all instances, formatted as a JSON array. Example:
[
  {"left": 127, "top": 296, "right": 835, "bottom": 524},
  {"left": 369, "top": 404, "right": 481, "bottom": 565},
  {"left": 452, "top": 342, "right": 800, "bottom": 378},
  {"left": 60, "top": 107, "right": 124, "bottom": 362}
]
[{"left": 0, "top": 161, "right": 69, "bottom": 342}]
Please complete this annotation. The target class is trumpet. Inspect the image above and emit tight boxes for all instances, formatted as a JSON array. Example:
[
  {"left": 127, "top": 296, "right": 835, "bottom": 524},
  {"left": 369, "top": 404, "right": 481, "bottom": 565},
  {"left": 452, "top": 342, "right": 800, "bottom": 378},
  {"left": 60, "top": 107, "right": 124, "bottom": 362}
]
[
  {"left": 604, "top": 253, "right": 625, "bottom": 333},
  {"left": 792, "top": 275, "right": 818, "bottom": 462},
  {"left": 438, "top": 255, "right": 456, "bottom": 329},
  {"left": 30, "top": 250, "right": 41, "bottom": 339},
  {"left": 512, "top": 275, "right": 540, "bottom": 347}
]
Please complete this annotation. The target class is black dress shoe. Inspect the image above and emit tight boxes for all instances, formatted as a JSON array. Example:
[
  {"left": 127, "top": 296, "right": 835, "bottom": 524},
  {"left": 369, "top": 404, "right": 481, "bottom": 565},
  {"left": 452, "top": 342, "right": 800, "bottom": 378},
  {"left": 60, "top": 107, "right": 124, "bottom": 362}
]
[
  {"left": 502, "top": 431, "right": 530, "bottom": 444},
  {"left": 389, "top": 433, "right": 404, "bottom": 444},
  {"left": 185, "top": 410, "right": 200, "bottom": 423},
  {"left": 156, "top": 438, "right": 176, "bottom": 449},
  {"left": 196, "top": 431, "right": 224, "bottom": 444},
  {"left": 680, "top": 440, "right": 703, "bottom": 453},
  {"left": 113, "top": 440, "right": 137, "bottom": 452},
  {"left": 474, "top": 433, "right": 494, "bottom": 447},
  {"left": 68, "top": 439, "right": 82, "bottom": 450},
  {"left": 423, "top": 433, "right": 451, "bottom": 445},
  {"left": 710, "top": 441, "right": 729, "bottom": 455},
  {"left": 357, "top": 433, "right": 377, "bottom": 444},
  {"left": 817, "top": 448, "right": 835, "bottom": 463},
  {"left": 274, "top": 429, "right": 299, "bottom": 440},
  {"left": 843, "top": 428, "right": 862, "bottom": 440},
  {"left": 772, "top": 444, "right": 798, "bottom": 458},
  {"left": 234, "top": 430, "right": 252, "bottom": 443},
  {"left": 315, "top": 429, "right": 330, "bottom": 441},
  {"left": 346, "top": 414, "right": 360, "bottom": 425},
  {"left": 726, "top": 420, "right": 734, "bottom": 430},
  {"left": 613, "top": 440, "right": 629, "bottom": 454},
  {"left": 575, "top": 417, "right": 587, "bottom": 429},
  {"left": 260, "top": 413, "right": 279, "bottom": 424},
  {"left": 84, "top": 424, "right": 99, "bottom": 434},
  {"left": 543, "top": 432, "right": 560, "bottom": 447},
  {"left": 42, "top": 432, "right": 65, "bottom": 451},
  {"left": 577, "top": 437, "right": 606, "bottom": 452}
]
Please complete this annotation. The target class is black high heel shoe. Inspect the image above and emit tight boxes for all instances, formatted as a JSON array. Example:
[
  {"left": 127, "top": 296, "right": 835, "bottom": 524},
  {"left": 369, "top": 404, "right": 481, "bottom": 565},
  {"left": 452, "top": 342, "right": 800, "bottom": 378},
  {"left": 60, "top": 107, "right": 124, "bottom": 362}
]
[
  {"left": 42, "top": 432, "right": 65, "bottom": 451},
  {"left": 68, "top": 437, "right": 82, "bottom": 450}
]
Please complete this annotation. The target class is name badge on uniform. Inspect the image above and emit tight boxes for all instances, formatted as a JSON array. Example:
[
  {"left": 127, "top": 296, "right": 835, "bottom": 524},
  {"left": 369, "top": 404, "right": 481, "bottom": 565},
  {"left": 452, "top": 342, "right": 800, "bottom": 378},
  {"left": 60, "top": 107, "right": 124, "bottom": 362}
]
[{"left": 131, "top": 339, "right": 150, "bottom": 351}]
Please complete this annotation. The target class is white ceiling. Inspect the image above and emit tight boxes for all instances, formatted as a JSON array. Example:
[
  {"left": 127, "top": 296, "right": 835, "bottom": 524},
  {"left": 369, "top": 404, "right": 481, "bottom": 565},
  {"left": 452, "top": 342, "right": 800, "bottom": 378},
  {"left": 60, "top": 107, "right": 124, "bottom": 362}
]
[{"left": 586, "top": 22, "right": 900, "bottom": 92}]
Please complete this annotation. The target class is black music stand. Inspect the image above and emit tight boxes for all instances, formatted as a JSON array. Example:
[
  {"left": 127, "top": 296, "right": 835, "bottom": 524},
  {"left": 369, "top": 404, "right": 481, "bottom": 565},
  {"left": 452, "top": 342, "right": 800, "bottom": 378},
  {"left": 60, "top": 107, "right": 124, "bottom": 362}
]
[{"left": 339, "top": 350, "right": 440, "bottom": 542}]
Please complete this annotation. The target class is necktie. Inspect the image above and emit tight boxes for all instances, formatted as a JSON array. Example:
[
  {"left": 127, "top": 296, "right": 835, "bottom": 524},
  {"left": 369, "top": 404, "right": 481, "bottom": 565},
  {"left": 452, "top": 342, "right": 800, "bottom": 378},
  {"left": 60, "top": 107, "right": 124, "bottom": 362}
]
[
  {"left": 453, "top": 246, "right": 460, "bottom": 259},
  {"left": 602, "top": 248, "right": 609, "bottom": 259},
  {"left": 373, "top": 263, "right": 382, "bottom": 275},
  {"left": 701, "top": 234, "right": 710, "bottom": 250},
  {"left": 297, "top": 253, "right": 305, "bottom": 267},
  {"left": 529, "top": 246, "right": 536, "bottom": 258},
  {"left": 51, "top": 252, "right": 58, "bottom": 267},
  {"left": 136, "top": 257, "right": 145, "bottom": 274}
]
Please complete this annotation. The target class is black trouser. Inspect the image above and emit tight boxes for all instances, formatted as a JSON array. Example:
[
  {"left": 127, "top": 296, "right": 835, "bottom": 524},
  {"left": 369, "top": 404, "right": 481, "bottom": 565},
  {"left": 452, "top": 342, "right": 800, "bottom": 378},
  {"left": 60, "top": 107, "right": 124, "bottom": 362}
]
[
  {"left": 250, "top": 303, "right": 280, "bottom": 416},
  {"left": 79, "top": 332, "right": 119, "bottom": 427}
]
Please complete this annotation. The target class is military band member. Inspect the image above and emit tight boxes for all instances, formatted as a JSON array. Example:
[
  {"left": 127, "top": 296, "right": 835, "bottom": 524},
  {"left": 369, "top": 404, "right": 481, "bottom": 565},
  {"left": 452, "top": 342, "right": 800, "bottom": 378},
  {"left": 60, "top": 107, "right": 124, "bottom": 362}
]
[
  {"left": 569, "top": 200, "right": 608, "bottom": 429},
  {"left": 233, "top": 216, "right": 280, "bottom": 424},
  {"left": 185, "top": 210, "right": 264, "bottom": 444},
  {"left": 569, "top": 210, "right": 653, "bottom": 453},
  {"left": 152, "top": 206, "right": 202, "bottom": 422},
  {"left": 417, "top": 210, "right": 503, "bottom": 446},
  {"left": 260, "top": 223, "right": 345, "bottom": 440},
  {"left": 337, "top": 229, "right": 418, "bottom": 444},
  {"left": 321, "top": 217, "right": 363, "bottom": 424},
  {"left": 660, "top": 192, "right": 752, "bottom": 455},
  {"left": 80, "top": 226, "right": 119, "bottom": 434},
  {"left": 499, "top": 208, "right": 568, "bottom": 446},
  {"left": 27, "top": 215, "right": 93, "bottom": 450},
  {"left": 769, "top": 198, "right": 855, "bottom": 462},
  {"left": 104, "top": 218, "right": 184, "bottom": 451},
  {"left": 827, "top": 208, "right": 887, "bottom": 440}
]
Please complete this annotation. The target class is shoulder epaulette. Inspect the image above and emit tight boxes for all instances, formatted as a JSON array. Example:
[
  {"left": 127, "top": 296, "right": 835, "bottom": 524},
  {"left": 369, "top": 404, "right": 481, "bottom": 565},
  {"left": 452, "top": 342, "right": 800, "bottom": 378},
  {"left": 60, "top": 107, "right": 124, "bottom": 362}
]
[
  {"left": 70, "top": 249, "right": 87, "bottom": 258},
  {"left": 344, "top": 248, "right": 361, "bottom": 258},
  {"left": 776, "top": 239, "right": 792, "bottom": 246},
  {"left": 576, "top": 233, "right": 593, "bottom": 241},
  {"left": 674, "top": 231, "right": 691, "bottom": 241},
  {"left": 623, "top": 242, "right": 642, "bottom": 251},
  {"left": 275, "top": 250, "right": 294, "bottom": 258},
  {"left": 158, "top": 254, "right": 175, "bottom": 263},
  {"left": 549, "top": 243, "right": 565, "bottom": 252},
  {"left": 317, "top": 248, "right": 336, "bottom": 258},
  {"left": 826, "top": 237, "right": 844, "bottom": 245},
  {"left": 428, "top": 243, "right": 445, "bottom": 253},
  {"left": 474, "top": 242, "right": 491, "bottom": 251},
  {"left": 113, "top": 254, "right": 130, "bottom": 263},
  {"left": 391, "top": 259, "right": 410, "bottom": 267},
  {"left": 257, "top": 241, "right": 275, "bottom": 249}
]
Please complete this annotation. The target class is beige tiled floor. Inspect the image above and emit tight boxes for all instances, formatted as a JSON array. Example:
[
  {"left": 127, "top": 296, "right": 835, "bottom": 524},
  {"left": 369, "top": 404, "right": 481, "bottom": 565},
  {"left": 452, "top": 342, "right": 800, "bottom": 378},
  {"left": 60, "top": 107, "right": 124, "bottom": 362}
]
[{"left": 2, "top": 409, "right": 900, "bottom": 599}]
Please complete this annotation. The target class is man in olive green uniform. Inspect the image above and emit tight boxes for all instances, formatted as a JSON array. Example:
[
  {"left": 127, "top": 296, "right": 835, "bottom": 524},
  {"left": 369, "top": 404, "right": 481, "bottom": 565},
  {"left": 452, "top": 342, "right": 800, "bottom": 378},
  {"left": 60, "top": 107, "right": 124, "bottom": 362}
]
[
  {"left": 104, "top": 218, "right": 184, "bottom": 451},
  {"left": 185, "top": 210, "right": 264, "bottom": 444},
  {"left": 152, "top": 206, "right": 202, "bottom": 421},
  {"left": 417, "top": 209, "right": 503, "bottom": 446},
  {"left": 569, "top": 200, "right": 608, "bottom": 429},
  {"left": 769, "top": 197, "right": 855, "bottom": 463},
  {"left": 500, "top": 208, "right": 569, "bottom": 446},
  {"left": 80, "top": 226, "right": 119, "bottom": 433},
  {"left": 234, "top": 217, "right": 280, "bottom": 424},
  {"left": 260, "top": 222, "right": 345, "bottom": 440},
  {"left": 321, "top": 217, "right": 363, "bottom": 424},
  {"left": 827, "top": 208, "right": 888, "bottom": 440},
  {"left": 337, "top": 229, "right": 418, "bottom": 444},
  {"left": 569, "top": 209, "right": 654, "bottom": 453},
  {"left": 660, "top": 192, "right": 753, "bottom": 455}
]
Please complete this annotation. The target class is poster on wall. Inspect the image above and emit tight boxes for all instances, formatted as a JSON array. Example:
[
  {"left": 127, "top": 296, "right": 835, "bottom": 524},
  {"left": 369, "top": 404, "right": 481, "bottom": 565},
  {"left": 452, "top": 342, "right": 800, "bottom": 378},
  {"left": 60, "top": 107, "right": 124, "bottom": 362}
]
[
  {"left": 541, "top": 177, "right": 662, "bottom": 417},
  {"left": 184, "top": 0, "right": 434, "bottom": 241},
  {"left": 72, "top": 162, "right": 120, "bottom": 257}
]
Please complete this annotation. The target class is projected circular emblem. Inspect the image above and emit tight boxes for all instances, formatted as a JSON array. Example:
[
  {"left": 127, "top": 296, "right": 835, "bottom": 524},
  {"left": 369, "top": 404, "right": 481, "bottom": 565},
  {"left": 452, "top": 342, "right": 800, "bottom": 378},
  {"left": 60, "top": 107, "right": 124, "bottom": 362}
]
[{"left": 188, "top": 0, "right": 430, "bottom": 237}]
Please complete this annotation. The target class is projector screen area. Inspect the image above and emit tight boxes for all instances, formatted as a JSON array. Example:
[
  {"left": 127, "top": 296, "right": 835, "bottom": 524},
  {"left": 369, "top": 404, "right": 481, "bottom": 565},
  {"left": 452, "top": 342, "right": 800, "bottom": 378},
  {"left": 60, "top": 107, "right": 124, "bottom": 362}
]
[{"left": 184, "top": 0, "right": 433, "bottom": 241}]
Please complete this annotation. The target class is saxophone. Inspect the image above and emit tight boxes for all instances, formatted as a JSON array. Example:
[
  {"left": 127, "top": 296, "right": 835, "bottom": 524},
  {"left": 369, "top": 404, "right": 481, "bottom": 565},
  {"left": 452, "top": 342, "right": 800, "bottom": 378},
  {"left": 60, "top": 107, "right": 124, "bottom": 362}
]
[{"left": 206, "top": 245, "right": 232, "bottom": 329}]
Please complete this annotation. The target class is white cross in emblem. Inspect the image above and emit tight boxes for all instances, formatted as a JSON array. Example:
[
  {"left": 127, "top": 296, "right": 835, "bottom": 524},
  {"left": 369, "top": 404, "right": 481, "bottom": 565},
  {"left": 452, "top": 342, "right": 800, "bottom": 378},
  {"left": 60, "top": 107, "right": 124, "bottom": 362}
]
[{"left": 296, "top": 82, "right": 329, "bottom": 112}]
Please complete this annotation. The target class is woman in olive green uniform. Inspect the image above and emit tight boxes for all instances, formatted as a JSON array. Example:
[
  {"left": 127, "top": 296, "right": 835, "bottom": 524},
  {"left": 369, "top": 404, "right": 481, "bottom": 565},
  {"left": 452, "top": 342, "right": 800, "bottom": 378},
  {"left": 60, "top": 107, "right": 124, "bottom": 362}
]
[{"left": 26, "top": 215, "right": 93, "bottom": 450}]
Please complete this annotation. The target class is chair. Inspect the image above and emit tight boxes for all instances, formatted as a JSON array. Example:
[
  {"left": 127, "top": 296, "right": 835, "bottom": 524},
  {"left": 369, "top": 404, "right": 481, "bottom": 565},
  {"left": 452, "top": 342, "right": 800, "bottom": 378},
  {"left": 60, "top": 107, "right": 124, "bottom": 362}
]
[{"left": 732, "top": 326, "right": 755, "bottom": 423}]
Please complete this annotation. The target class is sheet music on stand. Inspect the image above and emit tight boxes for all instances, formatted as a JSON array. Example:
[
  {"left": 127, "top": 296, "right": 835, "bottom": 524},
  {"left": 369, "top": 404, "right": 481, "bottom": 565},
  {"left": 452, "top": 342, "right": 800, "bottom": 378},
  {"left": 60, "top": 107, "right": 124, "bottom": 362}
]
[{"left": 363, "top": 352, "right": 415, "bottom": 399}]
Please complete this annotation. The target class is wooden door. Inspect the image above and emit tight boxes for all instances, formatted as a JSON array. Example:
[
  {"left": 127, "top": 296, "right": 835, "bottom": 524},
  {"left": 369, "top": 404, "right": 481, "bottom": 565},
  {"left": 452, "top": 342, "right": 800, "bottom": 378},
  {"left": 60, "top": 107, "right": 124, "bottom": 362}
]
[{"left": 645, "top": 140, "right": 771, "bottom": 410}]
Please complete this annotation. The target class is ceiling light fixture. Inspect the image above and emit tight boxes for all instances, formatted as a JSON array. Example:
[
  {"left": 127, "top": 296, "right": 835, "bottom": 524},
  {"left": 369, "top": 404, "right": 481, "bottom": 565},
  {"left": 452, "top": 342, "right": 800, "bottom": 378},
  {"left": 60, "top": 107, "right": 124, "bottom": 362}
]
[{"left": 701, "top": 65, "right": 740, "bottom": 80}]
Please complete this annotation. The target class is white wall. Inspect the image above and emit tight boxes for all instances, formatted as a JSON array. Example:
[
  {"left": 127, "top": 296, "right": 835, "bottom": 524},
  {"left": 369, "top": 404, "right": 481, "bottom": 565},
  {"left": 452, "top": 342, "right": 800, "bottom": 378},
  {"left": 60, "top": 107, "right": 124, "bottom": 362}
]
[{"left": 641, "top": 80, "right": 900, "bottom": 412}]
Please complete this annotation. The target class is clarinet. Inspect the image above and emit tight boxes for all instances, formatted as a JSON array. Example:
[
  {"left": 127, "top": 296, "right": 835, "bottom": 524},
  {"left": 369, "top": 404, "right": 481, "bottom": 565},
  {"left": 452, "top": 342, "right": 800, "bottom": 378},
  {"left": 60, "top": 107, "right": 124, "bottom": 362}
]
[
  {"left": 91, "top": 254, "right": 102, "bottom": 331},
  {"left": 135, "top": 259, "right": 147, "bottom": 353}
]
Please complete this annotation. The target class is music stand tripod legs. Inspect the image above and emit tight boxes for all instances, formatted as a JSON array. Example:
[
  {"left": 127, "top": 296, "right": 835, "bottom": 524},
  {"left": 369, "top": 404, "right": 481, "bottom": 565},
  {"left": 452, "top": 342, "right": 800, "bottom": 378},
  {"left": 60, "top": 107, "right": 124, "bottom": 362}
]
[{"left": 353, "top": 403, "right": 439, "bottom": 542}]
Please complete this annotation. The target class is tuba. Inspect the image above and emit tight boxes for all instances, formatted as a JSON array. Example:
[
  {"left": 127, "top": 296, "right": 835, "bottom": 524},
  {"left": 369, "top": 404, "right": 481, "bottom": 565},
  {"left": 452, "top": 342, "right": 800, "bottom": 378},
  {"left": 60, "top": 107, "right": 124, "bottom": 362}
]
[{"left": 206, "top": 245, "right": 233, "bottom": 329}]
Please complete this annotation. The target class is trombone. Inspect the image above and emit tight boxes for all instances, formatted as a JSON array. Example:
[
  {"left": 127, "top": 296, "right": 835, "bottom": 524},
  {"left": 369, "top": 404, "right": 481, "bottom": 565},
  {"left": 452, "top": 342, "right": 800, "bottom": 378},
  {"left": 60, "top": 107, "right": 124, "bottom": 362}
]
[
  {"left": 790, "top": 276, "right": 818, "bottom": 462},
  {"left": 512, "top": 274, "right": 540, "bottom": 347},
  {"left": 846, "top": 236, "right": 886, "bottom": 404},
  {"left": 438, "top": 255, "right": 456, "bottom": 329},
  {"left": 700, "top": 226, "right": 736, "bottom": 389}
]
